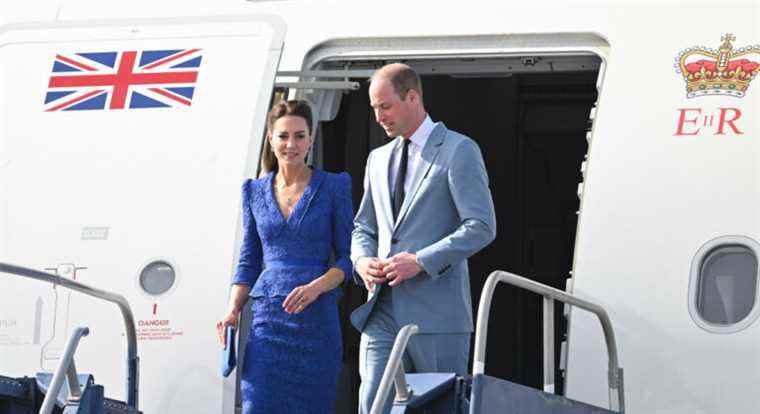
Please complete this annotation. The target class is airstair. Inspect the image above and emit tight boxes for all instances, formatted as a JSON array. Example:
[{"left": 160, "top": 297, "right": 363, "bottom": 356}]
[
  {"left": 1, "top": 264, "right": 623, "bottom": 413},
  {"left": 0, "top": 263, "right": 141, "bottom": 414},
  {"left": 370, "top": 270, "right": 625, "bottom": 414}
]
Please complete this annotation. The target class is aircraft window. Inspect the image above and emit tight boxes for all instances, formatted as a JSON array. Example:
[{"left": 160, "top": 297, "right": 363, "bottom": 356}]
[
  {"left": 698, "top": 246, "right": 757, "bottom": 323},
  {"left": 139, "top": 260, "right": 177, "bottom": 297},
  {"left": 689, "top": 237, "right": 760, "bottom": 333}
]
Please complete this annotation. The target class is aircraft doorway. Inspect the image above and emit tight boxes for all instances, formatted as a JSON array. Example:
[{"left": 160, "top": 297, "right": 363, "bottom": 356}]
[{"left": 309, "top": 53, "right": 601, "bottom": 413}]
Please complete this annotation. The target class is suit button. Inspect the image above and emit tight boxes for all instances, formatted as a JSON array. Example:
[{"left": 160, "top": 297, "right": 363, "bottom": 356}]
[{"left": 391, "top": 238, "right": 399, "bottom": 244}]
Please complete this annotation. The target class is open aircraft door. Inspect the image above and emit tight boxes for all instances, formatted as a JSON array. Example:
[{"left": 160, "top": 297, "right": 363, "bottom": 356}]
[{"left": 0, "top": 15, "right": 284, "bottom": 413}]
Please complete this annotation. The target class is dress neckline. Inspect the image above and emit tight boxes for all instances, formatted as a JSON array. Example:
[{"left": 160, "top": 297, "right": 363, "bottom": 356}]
[{"left": 267, "top": 167, "right": 320, "bottom": 226}]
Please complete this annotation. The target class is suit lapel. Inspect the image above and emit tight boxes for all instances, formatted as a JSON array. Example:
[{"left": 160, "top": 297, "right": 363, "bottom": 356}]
[
  {"left": 393, "top": 123, "right": 446, "bottom": 231},
  {"left": 376, "top": 139, "right": 397, "bottom": 230}
]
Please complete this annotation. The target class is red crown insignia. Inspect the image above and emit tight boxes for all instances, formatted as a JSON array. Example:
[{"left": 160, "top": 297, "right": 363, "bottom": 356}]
[{"left": 675, "top": 34, "right": 760, "bottom": 98}]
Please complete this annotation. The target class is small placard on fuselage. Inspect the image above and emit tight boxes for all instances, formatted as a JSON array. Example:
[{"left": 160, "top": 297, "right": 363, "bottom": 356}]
[{"left": 81, "top": 226, "right": 109, "bottom": 240}]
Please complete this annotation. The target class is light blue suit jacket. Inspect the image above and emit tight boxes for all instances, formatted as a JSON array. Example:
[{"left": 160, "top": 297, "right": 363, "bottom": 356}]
[{"left": 350, "top": 123, "right": 496, "bottom": 334}]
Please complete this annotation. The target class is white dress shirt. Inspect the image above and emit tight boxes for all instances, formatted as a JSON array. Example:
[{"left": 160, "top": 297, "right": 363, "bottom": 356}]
[{"left": 389, "top": 115, "right": 437, "bottom": 197}]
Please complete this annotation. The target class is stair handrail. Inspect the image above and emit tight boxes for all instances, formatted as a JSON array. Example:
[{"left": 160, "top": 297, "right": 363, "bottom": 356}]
[
  {"left": 39, "top": 326, "right": 89, "bottom": 414},
  {"left": 0, "top": 262, "right": 139, "bottom": 410},
  {"left": 369, "top": 323, "right": 419, "bottom": 414},
  {"left": 473, "top": 270, "right": 625, "bottom": 413}
]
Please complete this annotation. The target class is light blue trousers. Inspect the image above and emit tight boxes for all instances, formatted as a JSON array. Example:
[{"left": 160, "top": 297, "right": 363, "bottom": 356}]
[{"left": 358, "top": 292, "right": 470, "bottom": 414}]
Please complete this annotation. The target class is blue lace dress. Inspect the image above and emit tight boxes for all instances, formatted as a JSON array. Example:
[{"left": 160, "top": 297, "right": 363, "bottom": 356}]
[{"left": 231, "top": 169, "right": 353, "bottom": 414}]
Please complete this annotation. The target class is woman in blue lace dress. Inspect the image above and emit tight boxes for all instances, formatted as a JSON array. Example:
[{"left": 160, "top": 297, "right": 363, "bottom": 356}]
[{"left": 217, "top": 100, "right": 353, "bottom": 414}]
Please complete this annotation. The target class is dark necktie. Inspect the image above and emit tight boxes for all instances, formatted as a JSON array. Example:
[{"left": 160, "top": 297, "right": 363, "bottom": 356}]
[{"left": 393, "top": 139, "right": 411, "bottom": 220}]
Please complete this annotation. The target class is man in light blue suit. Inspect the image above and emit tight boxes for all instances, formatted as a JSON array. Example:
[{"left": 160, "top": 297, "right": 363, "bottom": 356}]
[{"left": 351, "top": 63, "right": 496, "bottom": 414}]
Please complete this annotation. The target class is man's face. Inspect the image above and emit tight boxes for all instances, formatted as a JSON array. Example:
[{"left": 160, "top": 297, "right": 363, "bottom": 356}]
[{"left": 369, "top": 78, "right": 414, "bottom": 138}]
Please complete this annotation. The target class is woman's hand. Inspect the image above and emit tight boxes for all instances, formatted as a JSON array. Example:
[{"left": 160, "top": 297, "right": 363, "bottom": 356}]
[
  {"left": 283, "top": 283, "right": 322, "bottom": 314},
  {"left": 216, "top": 309, "right": 239, "bottom": 348}
]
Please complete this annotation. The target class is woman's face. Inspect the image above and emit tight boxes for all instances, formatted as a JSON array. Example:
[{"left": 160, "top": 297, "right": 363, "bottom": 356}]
[{"left": 268, "top": 115, "right": 311, "bottom": 168}]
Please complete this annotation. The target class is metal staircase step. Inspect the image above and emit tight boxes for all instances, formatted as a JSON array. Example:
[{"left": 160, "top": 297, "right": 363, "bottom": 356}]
[{"left": 469, "top": 374, "right": 616, "bottom": 414}]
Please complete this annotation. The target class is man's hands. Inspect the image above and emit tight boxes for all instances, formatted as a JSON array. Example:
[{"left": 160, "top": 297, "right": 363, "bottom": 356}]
[
  {"left": 382, "top": 252, "right": 422, "bottom": 286},
  {"left": 356, "top": 257, "right": 387, "bottom": 292},
  {"left": 356, "top": 252, "right": 422, "bottom": 291}
]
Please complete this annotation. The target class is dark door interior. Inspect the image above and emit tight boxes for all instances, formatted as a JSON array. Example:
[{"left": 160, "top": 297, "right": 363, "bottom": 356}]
[{"left": 321, "top": 71, "right": 598, "bottom": 413}]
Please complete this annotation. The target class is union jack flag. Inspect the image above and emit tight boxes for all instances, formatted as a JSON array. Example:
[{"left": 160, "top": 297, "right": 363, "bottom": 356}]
[{"left": 44, "top": 49, "right": 202, "bottom": 111}]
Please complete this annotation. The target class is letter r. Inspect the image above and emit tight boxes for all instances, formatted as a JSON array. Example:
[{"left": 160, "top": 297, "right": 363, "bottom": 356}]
[{"left": 716, "top": 108, "right": 743, "bottom": 135}]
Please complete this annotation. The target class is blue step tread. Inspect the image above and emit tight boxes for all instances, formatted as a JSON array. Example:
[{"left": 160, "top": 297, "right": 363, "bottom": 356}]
[
  {"left": 401, "top": 373, "right": 457, "bottom": 408},
  {"left": 469, "top": 374, "right": 617, "bottom": 414}
]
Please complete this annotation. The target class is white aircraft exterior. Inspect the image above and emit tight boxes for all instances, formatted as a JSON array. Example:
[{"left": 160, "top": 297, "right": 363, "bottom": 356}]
[{"left": 0, "top": 1, "right": 758, "bottom": 413}]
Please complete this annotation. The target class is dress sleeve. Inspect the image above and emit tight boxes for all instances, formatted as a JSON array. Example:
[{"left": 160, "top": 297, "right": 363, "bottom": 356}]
[
  {"left": 231, "top": 180, "right": 263, "bottom": 286},
  {"left": 332, "top": 172, "right": 354, "bottom": 283}
]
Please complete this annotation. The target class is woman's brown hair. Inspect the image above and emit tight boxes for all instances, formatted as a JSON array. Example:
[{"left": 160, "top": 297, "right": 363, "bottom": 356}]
[{"left": 261, "top": 99, "right": 313, "bottom": 174}]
